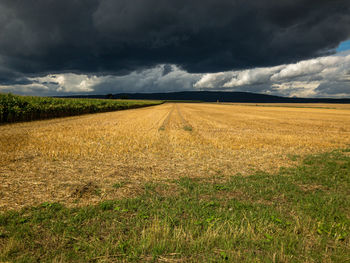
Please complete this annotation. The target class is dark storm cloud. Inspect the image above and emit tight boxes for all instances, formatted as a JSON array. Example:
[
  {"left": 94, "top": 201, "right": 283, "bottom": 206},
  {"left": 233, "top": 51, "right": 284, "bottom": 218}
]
[{"left": 0, "top": 0, "right": 350, "bottom": 84}]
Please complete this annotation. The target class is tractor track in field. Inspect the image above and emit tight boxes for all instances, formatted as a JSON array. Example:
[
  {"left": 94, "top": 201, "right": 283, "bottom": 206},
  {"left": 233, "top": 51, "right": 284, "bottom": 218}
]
[
  {"left": 175, "top": 104, "right": 193, "bottom": 131},
  {"left": 142, "top": 104, "right": 174, "bottom": 131},
  {"left": 136, "top": 103, "right": 175, "bottom": 132},
  {"left": 157, "top": 103, "right": 193, "bottom": 132},
  {"left": 158, "top": 104, "right": 175, "bottom": 131}
]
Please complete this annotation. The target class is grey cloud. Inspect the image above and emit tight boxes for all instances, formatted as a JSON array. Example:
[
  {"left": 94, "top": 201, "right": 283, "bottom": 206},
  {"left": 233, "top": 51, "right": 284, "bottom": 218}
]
[
  {"left": 91, "top": 65, "right": 201, "bottom": 93},
  {"left": 315, "top": 81, "right": 350, "bottom": 97},
  {"left": 0, "top": 65, "right": 201, "bottom": 96}
]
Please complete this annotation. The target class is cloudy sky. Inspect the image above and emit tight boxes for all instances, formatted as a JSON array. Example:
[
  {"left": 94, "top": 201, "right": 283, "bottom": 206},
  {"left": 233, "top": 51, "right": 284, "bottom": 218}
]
[{"left": 0, "top": 0, "right": 350, "bottom": 98}]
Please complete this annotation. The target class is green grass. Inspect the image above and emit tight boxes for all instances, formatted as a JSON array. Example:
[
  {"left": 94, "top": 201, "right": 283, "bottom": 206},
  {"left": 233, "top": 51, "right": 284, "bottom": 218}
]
[
  {"left": 1, "top": 150, "right": 350, "bottom": 262},
  {"left": 0, "top": 93, "right": 162, "bottom": 123},
  {"left": 183, "top": 125, "right": 193, "bottom": 131}
]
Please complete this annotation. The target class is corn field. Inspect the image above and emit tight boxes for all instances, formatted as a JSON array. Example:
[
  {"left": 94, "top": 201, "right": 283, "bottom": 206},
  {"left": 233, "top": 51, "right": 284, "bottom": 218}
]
[{"left": 0, "top": 93, "right": 162, "bottom": 123}]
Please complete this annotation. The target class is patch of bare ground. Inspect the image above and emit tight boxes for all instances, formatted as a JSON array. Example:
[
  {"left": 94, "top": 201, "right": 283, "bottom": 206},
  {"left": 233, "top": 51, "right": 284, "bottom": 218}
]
[
  {"left": 297, "top": 184, "right": 326, "bottom": 193},
  {"left": 1, "top": 103, "right": 350, "bottom": 210}
]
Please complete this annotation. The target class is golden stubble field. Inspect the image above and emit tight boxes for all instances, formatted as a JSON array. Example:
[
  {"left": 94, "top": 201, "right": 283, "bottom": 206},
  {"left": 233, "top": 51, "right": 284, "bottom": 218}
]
[{"left": 1, "top": 103, "right": 350, "bottom": 210}]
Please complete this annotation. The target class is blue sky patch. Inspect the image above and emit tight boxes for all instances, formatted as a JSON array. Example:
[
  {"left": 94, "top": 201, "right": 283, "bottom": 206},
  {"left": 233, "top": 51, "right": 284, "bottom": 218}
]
[{"left": 337, "top": 40, "right": 350, "bottom": 52}]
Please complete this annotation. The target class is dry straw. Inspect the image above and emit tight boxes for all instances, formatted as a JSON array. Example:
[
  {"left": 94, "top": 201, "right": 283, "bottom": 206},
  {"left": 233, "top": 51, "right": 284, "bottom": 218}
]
[{"left": 1, "top": 103, "right": 350, "bottom": 210}]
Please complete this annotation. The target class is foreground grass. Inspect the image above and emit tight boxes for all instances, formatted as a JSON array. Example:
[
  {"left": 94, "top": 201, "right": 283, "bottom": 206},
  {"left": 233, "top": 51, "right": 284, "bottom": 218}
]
[{"left": 1, "top": 150, "right": 350, "bottom": 262}]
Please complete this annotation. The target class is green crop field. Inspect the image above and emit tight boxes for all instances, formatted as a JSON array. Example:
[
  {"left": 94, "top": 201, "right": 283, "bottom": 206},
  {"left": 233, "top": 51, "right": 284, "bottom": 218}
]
[{"left": 0, "top": 93, "right": 162, "bottom": 123}]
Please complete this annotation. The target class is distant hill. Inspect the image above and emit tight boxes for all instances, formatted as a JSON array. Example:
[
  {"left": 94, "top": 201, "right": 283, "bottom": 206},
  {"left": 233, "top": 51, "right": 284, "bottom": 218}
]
[{"left": 61, "top": 91, "right": 350, "bottom": 103}]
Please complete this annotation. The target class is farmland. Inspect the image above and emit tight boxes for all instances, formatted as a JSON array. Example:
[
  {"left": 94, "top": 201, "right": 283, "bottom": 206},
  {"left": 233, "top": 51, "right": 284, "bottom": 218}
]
[
  {"left": 1, "top": 103, "right": 350, "bottom": 262},
  {"left": 0, "top": 93, "right": 162, "bottom": 123}
]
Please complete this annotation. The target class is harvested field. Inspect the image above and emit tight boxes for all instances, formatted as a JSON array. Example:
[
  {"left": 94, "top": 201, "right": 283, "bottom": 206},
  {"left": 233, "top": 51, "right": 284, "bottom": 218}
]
[{"left": 1, "top": 103, "right": 350, "bottom": 210}]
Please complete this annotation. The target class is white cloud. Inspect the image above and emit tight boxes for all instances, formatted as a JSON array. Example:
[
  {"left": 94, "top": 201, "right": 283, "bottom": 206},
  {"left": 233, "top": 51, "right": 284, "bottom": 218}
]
[
  {"left": 270, "top": 56, "right": 348, "bottom": 81},
  {"left": 194, "top": 72, "right": 229, "bottom": 88},
  {"left": 271, "top": 81, "right": 320, "bottom": 98},
  {"left": 30, "top": 74, "right": 97, "bottom": 93},
  {"left": 223, "top": 66, "right": 284, "bottom": 87},
  {"left": 194, "top": 52, "right": 350, "bottom": 97},
  {"left": 0, "top": 83, "right": 49, "bottom": 95},
  {"left": 2, "top": 54, "right": 350, "bottom": 98}
]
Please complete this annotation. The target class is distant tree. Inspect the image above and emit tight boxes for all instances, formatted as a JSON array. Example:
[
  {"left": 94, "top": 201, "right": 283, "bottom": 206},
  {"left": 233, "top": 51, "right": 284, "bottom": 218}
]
[
  {"left": 106, "top": 94, "right": 113, "bottom": 99},
  {"left": 120, "top": 95, "right": 129, "bottom": 100}
]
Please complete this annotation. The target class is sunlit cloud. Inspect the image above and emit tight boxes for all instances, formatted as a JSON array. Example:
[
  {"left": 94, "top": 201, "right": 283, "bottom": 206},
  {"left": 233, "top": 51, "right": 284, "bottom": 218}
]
[{"left": 194, "top": 53, "right": 350, "bottom": 98}]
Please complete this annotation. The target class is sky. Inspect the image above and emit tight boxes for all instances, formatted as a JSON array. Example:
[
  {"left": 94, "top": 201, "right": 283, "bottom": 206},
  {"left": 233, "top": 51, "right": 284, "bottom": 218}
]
[
  {"left": 0, "top": 0, "right": 350, "bottom": 98},
  {"left": 337, "top": 40, "right": 350, "bottom": 52}
]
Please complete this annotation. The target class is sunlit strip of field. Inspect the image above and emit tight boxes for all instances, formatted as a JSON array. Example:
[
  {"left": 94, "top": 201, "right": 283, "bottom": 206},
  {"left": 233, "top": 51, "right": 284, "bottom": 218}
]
[
  {"left": 227, "top": 102, "right": 350, "bottom": 110},
  {"left": 1, "top": 103, "right": 350, "bottom": 210}
]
